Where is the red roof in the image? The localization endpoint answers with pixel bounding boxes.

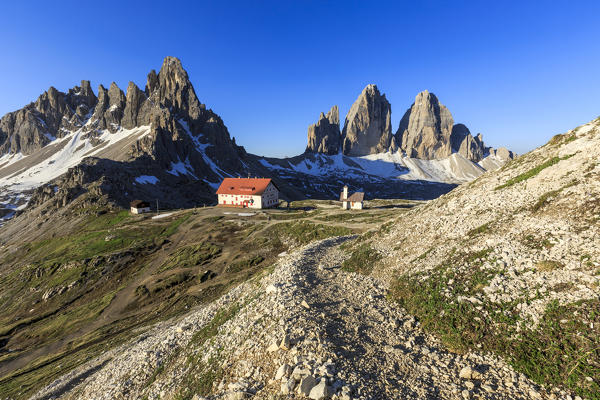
[216,178,275,196]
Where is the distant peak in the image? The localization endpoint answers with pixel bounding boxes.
[162,56,183,68]
[80,80,93,92]
[159,56,188,79]
[362,84,380,95]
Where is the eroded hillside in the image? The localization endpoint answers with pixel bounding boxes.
[370,118,600,398]
[0,200,406,399]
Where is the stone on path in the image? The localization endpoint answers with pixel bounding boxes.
[298,375,318,396]
[459,366,482,380]
[309,380,334,399]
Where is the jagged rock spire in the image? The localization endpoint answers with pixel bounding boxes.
[306,105,341,155]
[396,90,454,159]
[341,84,393,156]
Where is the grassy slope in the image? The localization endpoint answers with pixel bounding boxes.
[0,201,395,399]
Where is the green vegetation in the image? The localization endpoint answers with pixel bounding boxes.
[265,221,353,245]
[174,356,223,400]
[531,189,562,212]
[549,132,577,146]
[414,247,434,261]
[467,222,491,237]
[535,260,564,272]
[161,214,192,237]
[191,303,240,346]
[150,272,192,294]
[159,243,221,272]
[342,243,381,274]
[227,255,265,274]
[509,300,600,399]
[495,154,574,190]
[172,303,243,399]
[390,253,600,399]
[26,229,141,264]
[522,233,555,250]
[85,210,132,230]
[268,210,316,220]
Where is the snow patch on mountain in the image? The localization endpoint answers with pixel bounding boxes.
[177,119,231,189]
[167,157,198,179]
[0,125,151,191]
[260,150,493,184]
[135,175,159,185]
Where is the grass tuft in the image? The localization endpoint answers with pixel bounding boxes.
[342,243,381,274]
[495,155,574,190]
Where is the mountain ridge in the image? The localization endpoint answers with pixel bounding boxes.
[0,57,515,226]
[305,86,514,164]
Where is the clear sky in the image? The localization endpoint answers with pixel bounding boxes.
[1,1,599,157]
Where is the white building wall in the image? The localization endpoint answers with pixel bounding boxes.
[131,206,150,214]
[261,183,279,208]
[217,182,278,209]
[351,202,363,210]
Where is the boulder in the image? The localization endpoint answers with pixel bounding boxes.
[297,375,318,396]
[309,380,333,399]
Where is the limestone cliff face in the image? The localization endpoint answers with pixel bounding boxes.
[341,85,393,156]
[305,87,512,163]
[396,90,454,159]
[306,105,341,155]
[0,81,98,155]
[396,90,511,163]
[0,57,247,176]
[450,124,485,162]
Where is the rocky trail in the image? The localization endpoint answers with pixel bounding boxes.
[30,237,570,400]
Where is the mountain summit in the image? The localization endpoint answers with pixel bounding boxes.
[342,84,394,156]
[0,57,255,222]
[305,86,514,165]
[305,105,341,155]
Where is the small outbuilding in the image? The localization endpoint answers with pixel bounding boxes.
[130,200,151,214]
[216,177,279,209]
[339,185,364,210]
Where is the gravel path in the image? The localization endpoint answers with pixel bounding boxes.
[31,237,568,400]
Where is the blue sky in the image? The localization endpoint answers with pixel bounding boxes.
[1,1,599,157]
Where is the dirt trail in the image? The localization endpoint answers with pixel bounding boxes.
[32,237,558,400]
[274,238,551,399]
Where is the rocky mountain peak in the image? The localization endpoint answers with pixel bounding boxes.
[122,82,149,129]
[396,90,510,163]
[342,84,393,156]
[326,105,339,125]
[107,82,125,104]
[146,69,159,95]
[396,90,454,159]
[154,56,202,121]
[306,105,341,155]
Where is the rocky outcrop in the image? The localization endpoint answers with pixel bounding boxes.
[341,85,393,156]
[122,82,151,129]
[450,124,485,162]
[0,81,98,155]
[306,106,341,155]
[396,90,454,159]
[0,56,252,219]
[488,147,515,160]
[397,90,512,163]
